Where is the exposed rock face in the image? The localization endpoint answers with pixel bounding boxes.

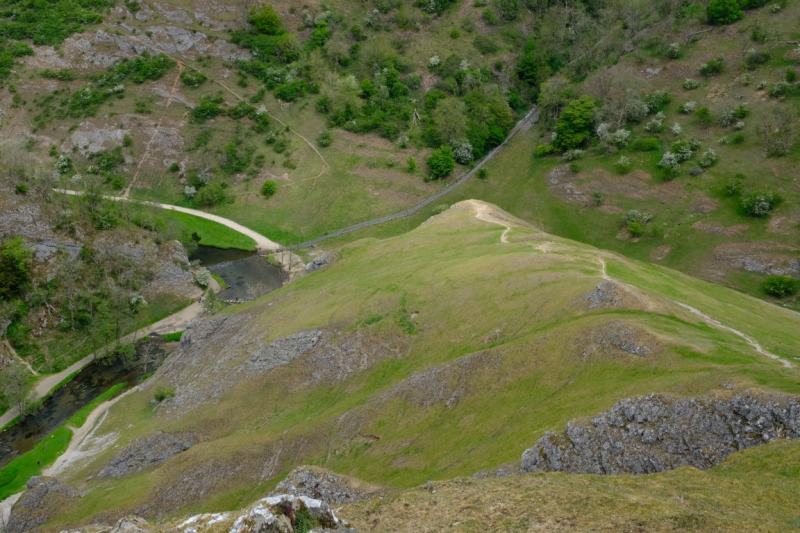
[275,466,381,504]
[305,253,334,272]
[521,394,800,475]
[584,280,622,309]
[27,26,249,71]
[160,324,404,414]
[713,242,800,276]
[580,321,657,358]
[63,515,153,532]
[98,431,198,478]
[6,476,78,533]
[174,494,352,532]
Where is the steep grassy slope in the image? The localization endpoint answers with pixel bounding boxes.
[40,200,800,529]
[341,439,800,531]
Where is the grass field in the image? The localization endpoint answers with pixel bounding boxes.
[0,427,72,500]
[153,209,257,251]
[66,383,126,429]
[41,200,800,528]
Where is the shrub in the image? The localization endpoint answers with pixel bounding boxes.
[699,58,725,77]
[194,181,231,207]
[427,146,456,179]
[624,210,653,237]
[249,5,285,35]
[617,133,648,151]
[553,96,597,151]
[659,151,681,174]
[698,148,719,168]
[695,106,714,126]
[452,141,474,164]
[180,70,207,88]
[533,143,555,157]
[644,91,671,113]
[762,275,798,298]
[741,191,780,217]
[706,0,743,25]
[680,101,697,114]
[406,157,416,173]
[744,48,770,69]
[614,155,632,175]
[683,78,700,90]
[477,167,488,179]
[316,130,332,147]
[261,180,278,198]
[192,95,225,122]
[154,387,175,402]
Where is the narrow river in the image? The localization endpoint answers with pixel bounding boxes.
[0,245,287,469]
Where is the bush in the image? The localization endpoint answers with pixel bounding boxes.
[695,106,714,126]
[194,181,231,207]
[533,143,555,157]
[261,180,278,198]
[630,137,661,152]
[191,95,225,122]
[180,70,207,88]
[0,237,32,300]
[316,130,332,147]
[406,157,416,173]
[614,155,632,175]
[154,387,175,402]
[699,57,725,77]
[427,146,456,179]
[553,96,597,151]
[706,0,743,25]
[762,275,798,298]
[741,191,780,217]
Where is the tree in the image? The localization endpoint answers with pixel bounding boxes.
[553,96,597,151]
[0,363,30,414]
[762,275,798,298]
[0,237,32,300]
[262,179,278,198]
[706,0,743,25]
[516,39,546,89]
[432,97,467,146]
[427,146,456,179]
[249,5,285,35]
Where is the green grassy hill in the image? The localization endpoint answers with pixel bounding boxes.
[42,200,800,529]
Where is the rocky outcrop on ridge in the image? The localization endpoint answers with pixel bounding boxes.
[275,466,382,505]
[522,393,800,475]
[98,431,198,478]
[6,477,79,533]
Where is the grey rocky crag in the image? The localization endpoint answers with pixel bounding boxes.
[275,466,382,504]
[98,431,198,478]
[5,477,79,533]
[522,393,800,475]
[57,494,352,533]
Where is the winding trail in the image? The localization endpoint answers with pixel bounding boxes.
[53,189,280,252]
[468,201,795,369]
[0,300,206,429]
[116,29,330,181]
[122,62,185,199]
